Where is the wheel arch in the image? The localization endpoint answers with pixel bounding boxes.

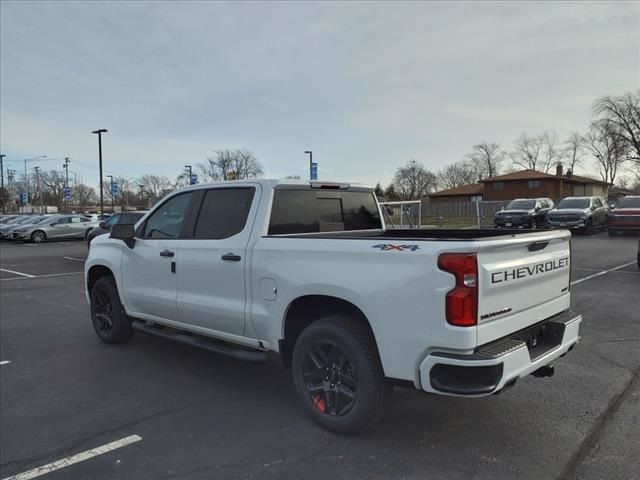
[279,295,380,369]
[87,264,116,294]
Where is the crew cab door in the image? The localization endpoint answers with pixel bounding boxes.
[175,185,259,336]
[121,191,196,322]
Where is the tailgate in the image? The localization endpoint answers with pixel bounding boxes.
[476,231,572,345]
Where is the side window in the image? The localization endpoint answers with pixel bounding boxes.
[71,217,83,223]
[593,198,602,208]
[142,192,194,239]
[122,214,141,224]
[540,200,549,209]
[193,188,255,239]
[55,217,70,224]
[80,217,90,223]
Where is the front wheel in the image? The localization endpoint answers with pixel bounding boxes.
[31,230,46,243]
[528,220,538,230]
[90,276,134,344]
[291,316,392,435]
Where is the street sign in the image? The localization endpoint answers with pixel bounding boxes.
[64,187,72,200]
[111,183,119,196]
[190,174,198,185]
[20,192,28,204]
[311,162,318,180]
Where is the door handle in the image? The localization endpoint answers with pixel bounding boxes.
[160,250,175,257]
[221,253,241,261]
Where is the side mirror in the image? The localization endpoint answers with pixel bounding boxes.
[99,221,106,229]
[590,205,596,210]
[535,206,541,212]
[110,223,136,249]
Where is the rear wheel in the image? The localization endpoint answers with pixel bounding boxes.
[31,230,46,243]
[291,315,392,435]
[90,276,134,344]
[528,219,538,230]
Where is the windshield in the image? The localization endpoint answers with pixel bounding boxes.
[506,200,535,210]
[618,197,640,208]
[557,198,590,209]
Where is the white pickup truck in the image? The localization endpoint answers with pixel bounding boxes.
[85,180,581,434]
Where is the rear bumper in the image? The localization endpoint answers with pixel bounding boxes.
[608,221,640,230]
[419,310,581,396]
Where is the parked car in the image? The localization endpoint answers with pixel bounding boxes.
[86,179,581,434]
[0,215,20,224]
[546,196,608,233]
[7,215,56,241]
[608,195,640,235]
[0,216,44,240]
[494,198,554,229]
[87,211,147,248]
[12,214,99,242]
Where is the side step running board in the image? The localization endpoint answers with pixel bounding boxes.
[131,320,268,364]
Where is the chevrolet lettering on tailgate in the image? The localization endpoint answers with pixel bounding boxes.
[491,257,570,284]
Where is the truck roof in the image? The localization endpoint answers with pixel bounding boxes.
[175,179,374,192]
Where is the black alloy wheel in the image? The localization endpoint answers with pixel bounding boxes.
[302,341,358,417]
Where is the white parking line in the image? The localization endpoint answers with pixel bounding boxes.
[1,434,142,480]
[63,257,85,262]
[0,268,35,278]
[0,360,11,366]
[571,261,637,286]
[0,272,83,282]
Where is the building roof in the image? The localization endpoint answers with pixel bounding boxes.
[426,183,484,197]
[479,169,609,185]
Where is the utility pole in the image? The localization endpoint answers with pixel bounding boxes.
[91,129,108,218]
[33,166,42,213]
[138,184,145,209]
[107,175,115,213]
[305,151,313,181]
[63,157,70,213]
[185,165,192,186]
[0,154,5,214]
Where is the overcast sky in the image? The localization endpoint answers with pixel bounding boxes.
[1,1,639,187]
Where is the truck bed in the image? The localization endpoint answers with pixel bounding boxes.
[270,228,548,241]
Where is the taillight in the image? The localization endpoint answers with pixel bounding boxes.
[438,253,478,327]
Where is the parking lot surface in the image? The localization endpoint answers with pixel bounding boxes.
[1,233,639,480]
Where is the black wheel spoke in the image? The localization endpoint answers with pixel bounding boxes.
[302,341,358,417]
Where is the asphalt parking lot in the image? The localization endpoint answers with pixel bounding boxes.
[1,233,639,480]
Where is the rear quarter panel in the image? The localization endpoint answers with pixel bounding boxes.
[249,236,481,382]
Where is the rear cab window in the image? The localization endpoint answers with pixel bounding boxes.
[268,188,382,235]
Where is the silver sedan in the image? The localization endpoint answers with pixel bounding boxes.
[10,215,100,243]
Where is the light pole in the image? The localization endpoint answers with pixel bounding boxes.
[185,165,192,186]
[107,175,115,212]
[33,166,42,213]
[62,157,70,213]
[91,129,108,217]
[23,155,47,212]
[0,154,5,214]
[304,151,313,181]
[138,184,145,209]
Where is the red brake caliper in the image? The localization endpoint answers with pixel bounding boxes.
[313,395,326,413]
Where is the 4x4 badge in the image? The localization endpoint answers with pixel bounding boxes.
[372,244,420,252]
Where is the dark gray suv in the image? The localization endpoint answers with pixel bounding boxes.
[547,197,608,234]
[494,198,554,229]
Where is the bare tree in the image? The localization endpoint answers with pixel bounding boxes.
[540,131,563,173]
[39,170,66,209]
[510,132,560,173]
[138,174,173,202]
[437,161,477,189]
[73,184,97,207]
[199,148,263,182]
[374,183,384,197]
[583,120,627,185]
[392,160,437,200]
[593,90,640,165]
[563,132,584,173]
[510,134,545,171]
[466,142,504,180]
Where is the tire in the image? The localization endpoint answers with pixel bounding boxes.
[529,220,537,230]
[584,219,593,235]
[291,315,392,435]
[84,228,93,240]
[90,276,134,344]
[31,230,46,243]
